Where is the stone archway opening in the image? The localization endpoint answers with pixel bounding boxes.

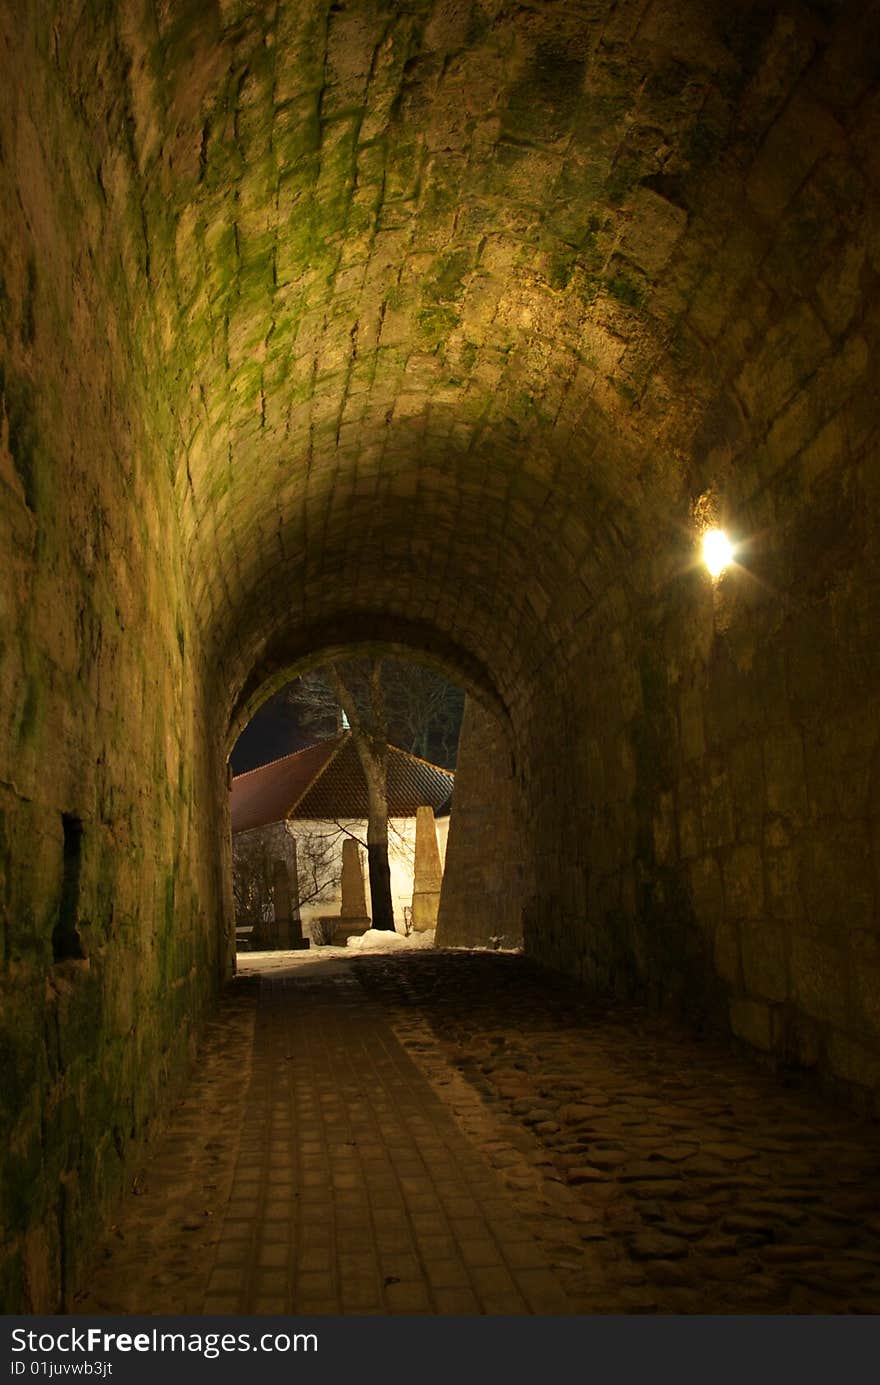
[224,642,520,960]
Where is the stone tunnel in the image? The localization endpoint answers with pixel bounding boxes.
[1,0,879,1314]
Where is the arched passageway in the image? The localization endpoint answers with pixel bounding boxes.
[1,0,878,1311]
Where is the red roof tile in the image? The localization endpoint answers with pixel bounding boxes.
[230,733,454,833]
[229,737,341,833]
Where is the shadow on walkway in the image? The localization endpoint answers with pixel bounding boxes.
[75,948,880,1314]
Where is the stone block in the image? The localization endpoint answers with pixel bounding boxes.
[746,94,843,223]
[652,791,676,865]
[799,834,873,938]
[773,334,867,485]
[764,845,800,920]
[763,729,807,820]
[740,917,789,1003]
[848,963,880,1041]
[332,917,371,946]
[817,210,869,322]
[618,186,688,274]
[729,997,775,1052]
[728,736,765,841]
[803,709,875,821]
[721,843,764,919]
[713,914,742,987]
[688,856,723,925]
[23,1222,60,1315]
[677,779,703,861]
[735,302,831,426]
[789,933,848,1027]
[700,767,734,850]
[800,414,852,497]
[783,1010,823,1068]
[826,1031,880,1092]
[687,221,763,341]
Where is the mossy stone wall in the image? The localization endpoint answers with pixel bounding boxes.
[0,4,230,1311]
[1,0,879,1312]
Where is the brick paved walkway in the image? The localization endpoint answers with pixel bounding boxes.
[75,949,880,1315]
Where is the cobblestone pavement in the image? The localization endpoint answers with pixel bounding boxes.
[75,949,880,1314]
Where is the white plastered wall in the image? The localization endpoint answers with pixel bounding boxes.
[292,815,449,935]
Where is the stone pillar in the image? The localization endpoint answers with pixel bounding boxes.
[436,698,523,949]
[271,858,292,949]
[285,839,310,949]
[411,805,442,932]
[340,838,368,919]
[250,857,291,951]
[335,837,371,943]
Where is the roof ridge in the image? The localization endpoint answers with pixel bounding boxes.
[230,733,346,784]
[387,742,454,776]
[285,730,351,816]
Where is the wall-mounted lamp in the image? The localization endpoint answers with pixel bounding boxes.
[702,528,735,577]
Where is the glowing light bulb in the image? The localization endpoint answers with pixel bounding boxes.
[702,528,734,577]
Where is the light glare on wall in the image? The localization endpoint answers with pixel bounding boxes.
[702,528,734,577]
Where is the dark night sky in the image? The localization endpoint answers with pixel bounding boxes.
[231,668,465,777]
[230,688,312,775]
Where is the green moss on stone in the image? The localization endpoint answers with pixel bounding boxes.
[4,373,41,511]
[605,155,641,207]
[21,257,37,346]
[609,375,639,404]
[426,249,471,303]
[503,45,586,144]
[547,248,578,291]
[683,119,725,172]
[0,1140,43,1235]
[605,272,646,309]
[416,304,459,345]
[16,676,43,747]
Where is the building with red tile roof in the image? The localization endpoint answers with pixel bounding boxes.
[230,734,454,945]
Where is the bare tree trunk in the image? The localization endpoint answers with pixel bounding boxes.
[362,749,394,931]
[328,660,396,930]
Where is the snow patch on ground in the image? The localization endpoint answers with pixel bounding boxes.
[346,928,436,951]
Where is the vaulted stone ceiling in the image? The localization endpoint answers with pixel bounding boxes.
[47,0,874,731]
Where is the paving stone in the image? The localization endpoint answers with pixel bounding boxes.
[646,1259,691,1286]
[583,1150,630,1170]
[513,1268,574,1314]
[566,1166,608,1185]
[699,1256,759,1281]
[433,1287,481,1314]
[619,1161,683,1181]
[75,952,575,1315]
[72,950,880,1317]
[385,1281,432,1313]
[627,1233,689,1262]
[670,1202,720,1224]
[721,1213,775,1235]
[700,1142,757,1162]
[654,1144,700,1162]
